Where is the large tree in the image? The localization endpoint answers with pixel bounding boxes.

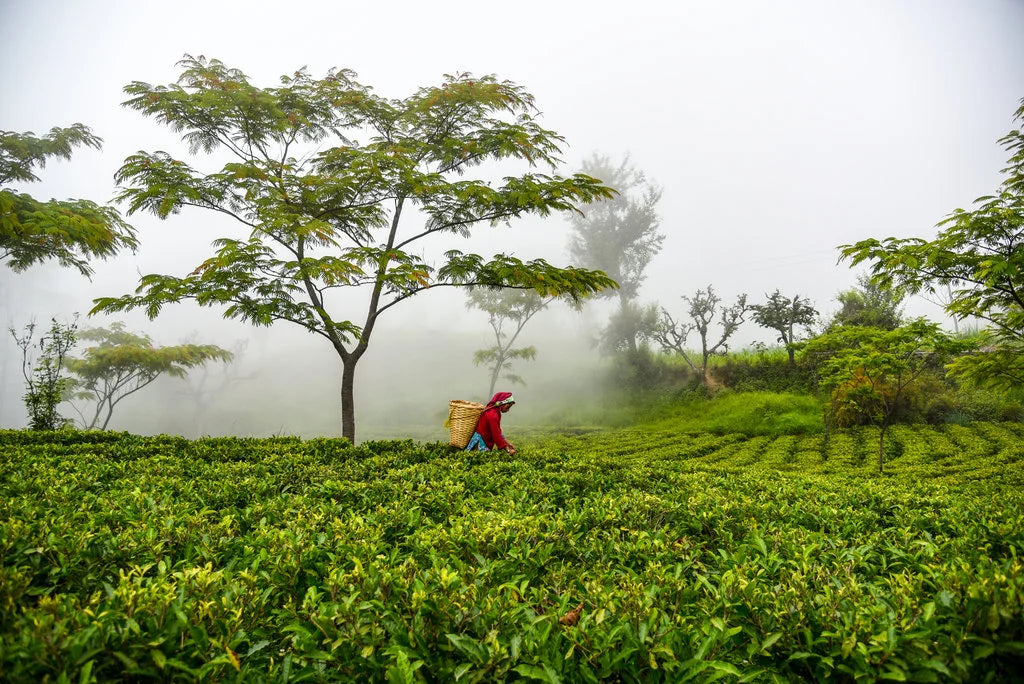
[567,153,663,352]
[1,124,137,276]
[750,290,818,364]
[66,323,232,431]
[92,56,617,442]
[841,96,1024,388]
[597,300,661,357]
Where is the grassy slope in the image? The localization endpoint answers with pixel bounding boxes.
[530,390,824,439]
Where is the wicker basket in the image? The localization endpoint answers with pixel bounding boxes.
[446,399,485,448]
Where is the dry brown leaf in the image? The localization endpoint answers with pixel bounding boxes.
[559,601,584,626]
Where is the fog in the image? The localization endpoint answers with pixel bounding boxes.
[2,0,1023,437]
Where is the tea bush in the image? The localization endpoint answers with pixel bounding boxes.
[709,351,814,393]
[2,425,1023,681]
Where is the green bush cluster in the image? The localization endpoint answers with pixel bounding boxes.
[2,425,1023,681]
[708,354,814,393]
[937,388,1024,424]
[701,346,1024,428]
[603,346,815,395]
[891,373,1024,425]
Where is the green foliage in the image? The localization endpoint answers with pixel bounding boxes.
[946,345,1024,393]
[0,123,101,184]
[710,346,815,393]
[828,273,905,331]
[10,318,78,430]
[884,370,1024,426]
[3,425,1024,681]
[543,382,822,436]
[750,290,819,363]
[65,322,233,430]
[636,390,824,436]
[946,386,1024,423]
[801,320,970,472]
[0,124,137,276]
[601,347,694,394]
[597,300,661,357]
[841,96,1024,389]
[91,55,618,442]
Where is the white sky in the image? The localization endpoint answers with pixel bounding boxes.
[2,0,1023,430]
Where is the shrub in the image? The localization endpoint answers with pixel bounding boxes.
[3,428,1024,681]
[998,401,1024,422]
[924,393,958,425]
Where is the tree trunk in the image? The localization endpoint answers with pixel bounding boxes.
[86,397,103,430]
[488,362,500,398]
[878,426,887,474]
[341,357,357,443]
[101,397,116,431]
[620,295,637,353]
[821,404,831,455]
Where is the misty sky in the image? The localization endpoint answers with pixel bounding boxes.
[2,0,1024,433]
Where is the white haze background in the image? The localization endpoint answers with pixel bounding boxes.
[2,0,1023,438]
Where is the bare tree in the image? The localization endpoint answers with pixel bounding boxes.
[655,286,748,386]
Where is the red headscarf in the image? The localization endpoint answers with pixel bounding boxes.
[485,392,515,409]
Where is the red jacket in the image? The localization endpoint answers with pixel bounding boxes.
[476,391,514,450]
[476,407,509,450]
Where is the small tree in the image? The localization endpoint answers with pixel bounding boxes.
[654,285,748,387]
[750,290,818,364]
[66,323,232,430]
[10,317,78,429]
[567,153,663,352]
[801,320,966,473]
[1,124,137,276]
[828,273,905,331]
[467,288,549,397]
[91,56,617,443]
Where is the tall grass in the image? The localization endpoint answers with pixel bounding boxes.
[638,390,823,435]
[705,345,791,367]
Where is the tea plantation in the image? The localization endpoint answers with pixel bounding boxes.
[2,424,1023,682]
